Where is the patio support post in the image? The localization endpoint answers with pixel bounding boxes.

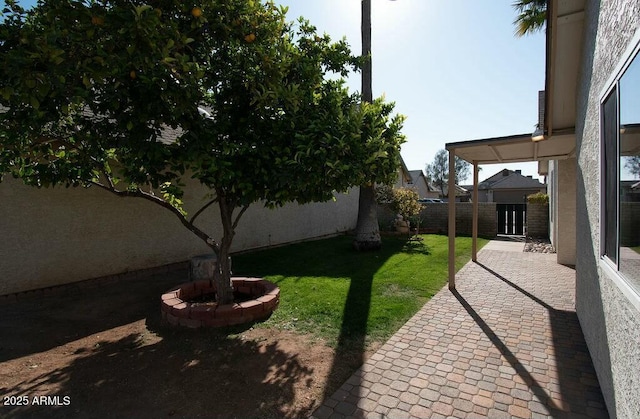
[448,148,456,290]
[472,161,479,261]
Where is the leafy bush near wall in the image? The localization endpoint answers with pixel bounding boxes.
[377,185,421,217]
[376,185,422,229]
[527,192,549,204]
[391,188,422,222]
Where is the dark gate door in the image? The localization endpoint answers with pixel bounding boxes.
[496,204,527,235]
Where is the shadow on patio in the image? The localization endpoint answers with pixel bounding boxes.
[314,245,608,418]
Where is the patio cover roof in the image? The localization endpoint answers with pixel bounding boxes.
[446,0,585,167]
[444,0,585,289]
[445,130,576,165]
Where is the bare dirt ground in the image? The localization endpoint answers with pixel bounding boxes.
[0,270,377,418]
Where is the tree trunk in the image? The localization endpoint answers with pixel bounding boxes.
[353,184,381,250]
[353,0,381,251]
[214,197,236,305]
[361,0,372,104]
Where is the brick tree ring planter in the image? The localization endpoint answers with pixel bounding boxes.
[160,277,280,329]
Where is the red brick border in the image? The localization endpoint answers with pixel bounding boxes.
[160,277,280,329]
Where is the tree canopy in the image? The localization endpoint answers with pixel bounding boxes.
[425,149,470,196]
[0,0,405,303]
[624,156,640,179]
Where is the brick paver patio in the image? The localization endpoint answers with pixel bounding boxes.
[313,241,608,419]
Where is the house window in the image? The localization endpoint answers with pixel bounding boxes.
[602,47,640,295]
[602,87,618,265]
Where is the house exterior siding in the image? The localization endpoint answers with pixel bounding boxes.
[549,161,558,254]
[413,180,439,200]
[575,1,640,417]
[557,158,577,266]
[0,176,359,296]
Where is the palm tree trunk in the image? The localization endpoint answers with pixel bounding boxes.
[353,0,382,251]
[361,0,372,104]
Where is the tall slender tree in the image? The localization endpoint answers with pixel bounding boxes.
[353,0,383,251]
[426,150,470,198]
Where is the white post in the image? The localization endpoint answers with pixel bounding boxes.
[472,161,479,262]
[448,149,456,290]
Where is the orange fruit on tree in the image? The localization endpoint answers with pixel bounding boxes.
[244,33,256,43]
[191,7,202,18]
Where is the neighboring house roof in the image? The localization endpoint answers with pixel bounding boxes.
[1,104,190,146]
[476,169,545,190]
[439,184,468,197]
[407,170,436,192]
[407,170,422,183]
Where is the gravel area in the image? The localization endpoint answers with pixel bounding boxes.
[524,237,556,253]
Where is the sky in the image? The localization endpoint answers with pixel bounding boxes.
[275,0,547,184]
[8,0,547,184]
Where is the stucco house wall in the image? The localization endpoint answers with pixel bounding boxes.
[556,158,577,266]
[0,176,358,296]
[394,166,412,189]
[575,1,640,417]
[548,161,558,254]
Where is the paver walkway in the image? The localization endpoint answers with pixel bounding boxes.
[313,241,608,419]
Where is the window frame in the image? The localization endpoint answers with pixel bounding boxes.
[599,30,640,311]
[600,84,619,268]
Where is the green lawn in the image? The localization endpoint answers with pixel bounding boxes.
[233,234,487,347]
[233,235,487,346]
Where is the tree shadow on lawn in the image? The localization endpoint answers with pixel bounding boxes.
[0,235,431,417]
[1,329,316,419]
[234,235,431,282]
[234,235,432,403]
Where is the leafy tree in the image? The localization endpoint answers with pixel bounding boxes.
[624,156,640,179]
[0,0,405,304]
[425,149,470,198]
[375,184,394,205]
[512,0,547,37]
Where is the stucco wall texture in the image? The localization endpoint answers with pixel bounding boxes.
[557,158,577,266]
[575,1,640,418]
[0,176,358,296]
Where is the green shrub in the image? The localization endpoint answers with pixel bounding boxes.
[391,188,422,221]
[527,192,549,204]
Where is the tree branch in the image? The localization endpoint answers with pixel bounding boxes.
[90,180,220,252]
[232,204,250,230]
[100,170,115,190]
[190,198,218,224]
